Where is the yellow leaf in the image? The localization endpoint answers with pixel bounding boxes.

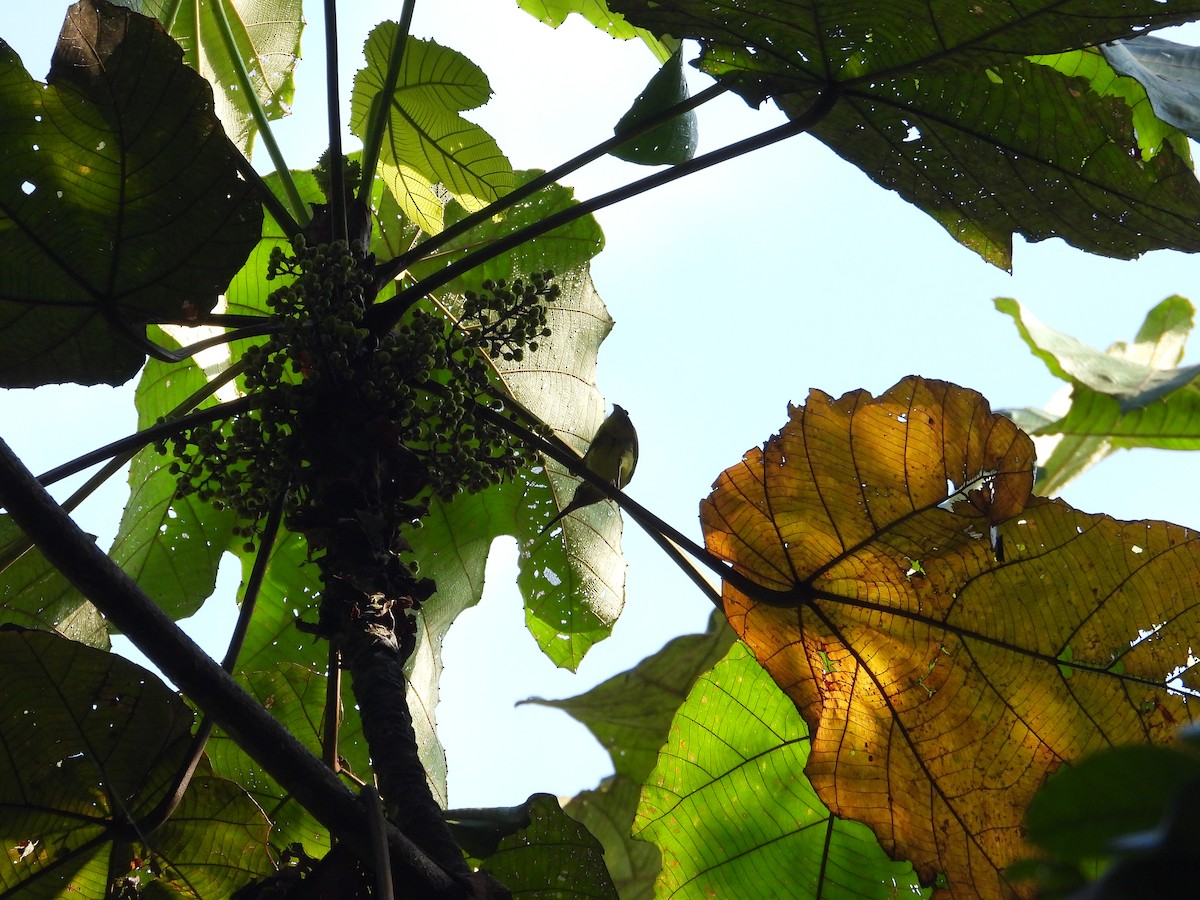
[702,376,1199,898]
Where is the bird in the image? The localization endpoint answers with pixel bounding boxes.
[540,405,638,535]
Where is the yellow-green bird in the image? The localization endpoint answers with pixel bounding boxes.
[540,404,638,535]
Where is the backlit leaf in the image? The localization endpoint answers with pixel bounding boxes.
[408,268,623,671]
[0,517,109,647]
[0,630,270,898]
[531,611,736,897]
[515,0,676,62]
[130,0,303,155]
[609,0,1200,268]
[350,27,514,227]
[0,0,261,386]
[997,296,1200,494]
[701,376,1200,898]
[634,641,928,899]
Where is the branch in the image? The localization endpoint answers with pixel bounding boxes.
[0,365,254,576]
[0,437,465,899]
[131,493,287,835]
[36,394,259,489]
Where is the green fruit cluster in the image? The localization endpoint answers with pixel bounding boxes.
[461,272,558,363]
[162,235,556,546]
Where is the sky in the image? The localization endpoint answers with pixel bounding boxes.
[3,3,1200,810]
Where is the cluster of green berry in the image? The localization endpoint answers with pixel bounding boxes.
[461,272,557,363]
[162,236,556,547]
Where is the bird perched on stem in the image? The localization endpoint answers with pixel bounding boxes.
[540,405,638,535]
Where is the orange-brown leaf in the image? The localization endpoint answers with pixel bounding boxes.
[701,376,1199,899]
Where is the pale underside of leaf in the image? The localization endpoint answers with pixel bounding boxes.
[997,298,1200,470]
[136,0,303,154]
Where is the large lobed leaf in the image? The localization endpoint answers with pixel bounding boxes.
[0,630,271,898]
[701,376,1200,898]
[350,25,514,233]
[0,0,261,386]
[108,328,239,619]
[407,268,622,674]
[609,0,1200,268]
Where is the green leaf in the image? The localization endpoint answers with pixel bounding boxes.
[1025,744,1200,862]
[0,0,262,386]
[996,295,1200,402]
[223,168,323,345]
[144,774,275,898]
[109,329,238,620]
[634,642,928,899]
[0,517,109,647]
[531,610,734,784]
[1001,413,1115,497]
[564,778,657,900]
[532,611,735,898]
[405,268,621,671]
[609,0,1200,268]
[1102,35,1200,145]
[996,296,1200,494]
[350,27,514,229]
[0,630,271,899]
[126,0,304,155]
[515,0,677,62]
[476,793,618,899]
[612,48,698,165]
[1031,46,1192,162]
[510,273,624,669]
